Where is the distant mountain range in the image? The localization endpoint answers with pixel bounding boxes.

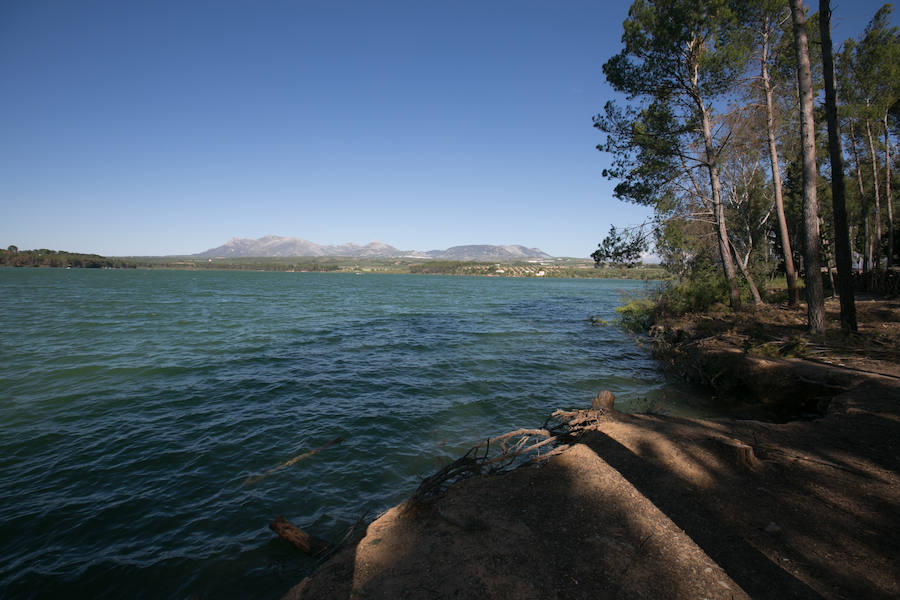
[195,236,553,261]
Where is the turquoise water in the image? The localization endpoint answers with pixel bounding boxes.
[0,269,706,599]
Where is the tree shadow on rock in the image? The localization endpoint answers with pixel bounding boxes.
[579,383,900,600]
[291,441,750,599]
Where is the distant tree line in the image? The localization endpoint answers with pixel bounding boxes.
[133,258,343,272]
[409,261,497,274]
[595,0,900,333]
[0,246,134,268]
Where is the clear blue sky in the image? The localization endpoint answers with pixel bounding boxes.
[1,1,894,257]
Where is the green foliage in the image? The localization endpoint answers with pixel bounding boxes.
[609,0,749,98]
[752,341,782,357]
[615,298,658,332]
[591,225,648,267]
[780,336,809,357]
[750,336,809,358]
[611,267,730,334]
[655,216,720,278]
[597,0,897,324]
[629,255,732,319]
[408,261,494,274]
[0,248,134,268]
[657,273,731,315]
[597,0,752,193]
[845,5,900,119]
[595,100,683,209]
[595,0,757,302]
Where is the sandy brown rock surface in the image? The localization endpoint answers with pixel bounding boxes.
[287,442,749,600]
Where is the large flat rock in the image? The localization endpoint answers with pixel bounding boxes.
[287,443,748,599]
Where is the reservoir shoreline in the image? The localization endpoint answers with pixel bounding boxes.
[285,298,900,599]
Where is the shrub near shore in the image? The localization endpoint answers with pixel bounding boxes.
[614,269,736,333]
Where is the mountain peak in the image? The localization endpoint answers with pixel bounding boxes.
[195,237,553,260]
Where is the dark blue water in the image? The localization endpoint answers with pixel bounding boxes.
[0,269,707,599]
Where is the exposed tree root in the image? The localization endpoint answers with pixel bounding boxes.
[403,404,614,514]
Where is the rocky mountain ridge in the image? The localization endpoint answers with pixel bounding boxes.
[195,236,553,261]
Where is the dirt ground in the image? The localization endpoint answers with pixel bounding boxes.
[281,298,900,599]
[653,297,900,379]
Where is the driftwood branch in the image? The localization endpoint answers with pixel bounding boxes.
[405,393,618,513]
[544,406,612,436]
[403,429,561,513]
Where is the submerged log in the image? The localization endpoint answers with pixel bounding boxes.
[243,436,343,487]
[269,516,330,556]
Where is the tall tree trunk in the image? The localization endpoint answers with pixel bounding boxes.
[850,120,872,271]
[885,112,895,268]
[761,22,801,305]
[865,113,882,269]
[819,0,857,331]
[789,0,825,333]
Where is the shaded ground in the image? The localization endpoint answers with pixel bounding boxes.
[652,297,900,385]
[282,298,900,599]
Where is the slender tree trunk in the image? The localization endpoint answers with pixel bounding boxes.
[819,0,857,331]
[789,0,825,334]
[730,241,764,305]
[850,121,872,271]
[885,112,895,268]
[761,23,801,305]
[702,110,742,309]
[865,114,882,269]
[690,53,741,309]
[865,214,873,272]
[827,260,836,297]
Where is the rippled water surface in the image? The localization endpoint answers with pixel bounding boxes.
[0,269,708,599]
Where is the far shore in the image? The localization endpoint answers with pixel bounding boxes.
[1,252,670,280]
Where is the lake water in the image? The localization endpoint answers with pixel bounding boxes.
[0,269,710,599]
